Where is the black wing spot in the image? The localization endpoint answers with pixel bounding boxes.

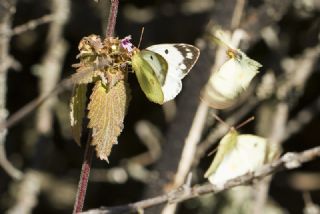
[165,49,169,54]
[150,55,153,60]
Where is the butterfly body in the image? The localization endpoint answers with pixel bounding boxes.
[132,44,200,104]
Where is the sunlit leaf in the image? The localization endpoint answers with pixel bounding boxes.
[70,84,87,145]
[87,80,131,161]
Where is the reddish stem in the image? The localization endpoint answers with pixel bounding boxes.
[72,0,120,212]
[73,138,94,213]
[106,0,119,37]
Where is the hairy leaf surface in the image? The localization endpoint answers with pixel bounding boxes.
[70,66,101,84]
[88,80,130,161]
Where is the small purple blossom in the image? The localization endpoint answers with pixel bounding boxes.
[121,35,134,53]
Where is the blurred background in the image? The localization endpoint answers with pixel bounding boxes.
[0,0,320,213]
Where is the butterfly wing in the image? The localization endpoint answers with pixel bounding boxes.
[139,50,168,85]
[236,135,267,170]
[204,129,238,178]
[203,50,261,109]
[208,134,267,187]
[237,50,262,88]
[203,58,243,109]
[131,50,165,104]
[146,44,200,103]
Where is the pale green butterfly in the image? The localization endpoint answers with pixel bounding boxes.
[131,44,200,104]
[203,30,262,109]
[204,116,269,187]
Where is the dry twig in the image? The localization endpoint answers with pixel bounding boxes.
[36,0,70,135]
[0,0,23,180]
[9,14,54,36]
[0,78,71,132]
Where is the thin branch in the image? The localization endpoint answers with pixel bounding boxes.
[0,0,23,180]
[90,121,163,184]
[231,0,246,29]
[253,102,288,214]
[0,142,23,179]
[302,192,320,213]
[6,170,43,213]
[132,120,163,165]
[9,14,54,36]
[36,0,69,135]
[0,78,71,132]
[172,100,208,187]
[284,95,320,140]
[82,146,320,214]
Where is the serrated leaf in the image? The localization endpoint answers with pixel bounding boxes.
[70,66,100,84]
[88,80,131,161]
[70,84,87,145]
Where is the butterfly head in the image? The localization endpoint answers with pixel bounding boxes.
[226,48,243,62]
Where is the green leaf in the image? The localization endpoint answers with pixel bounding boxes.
[70,84,87,145]
[88,80,131,161]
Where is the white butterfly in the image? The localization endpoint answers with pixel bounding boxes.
[131,44,200,104]
[204,129,268,188]
[203,32,262,109]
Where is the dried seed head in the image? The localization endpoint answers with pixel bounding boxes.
[71,35,135,86]
[78,35,103,58]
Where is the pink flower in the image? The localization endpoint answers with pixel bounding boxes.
[121,35,134,52]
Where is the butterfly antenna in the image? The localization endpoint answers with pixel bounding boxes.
[200,97,230,129]
[207,147,218,157]
[211,113,230,129]
[137,27,145,49]
[235,116,255,130]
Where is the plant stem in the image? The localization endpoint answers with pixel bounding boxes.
[105,0,119,37]
[72,0,120,213]
[73,135,94,213]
